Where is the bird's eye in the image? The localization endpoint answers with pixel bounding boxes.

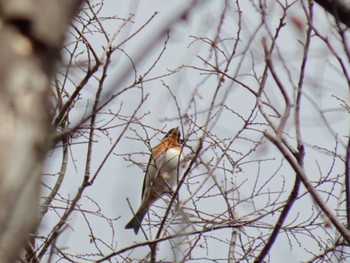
[177,131,184,144]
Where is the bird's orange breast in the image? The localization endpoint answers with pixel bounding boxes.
[152,136,180,160]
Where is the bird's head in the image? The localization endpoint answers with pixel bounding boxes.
[163,126,183,145]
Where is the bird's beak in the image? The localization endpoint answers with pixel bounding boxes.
[172,127,179,138]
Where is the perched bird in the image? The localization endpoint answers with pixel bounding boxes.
[125,127,184,234]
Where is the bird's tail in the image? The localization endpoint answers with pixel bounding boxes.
[125,210,147,234]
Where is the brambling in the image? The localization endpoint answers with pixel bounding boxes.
[125,127,184,234]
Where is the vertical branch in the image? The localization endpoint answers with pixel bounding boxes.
[37,48,112,261]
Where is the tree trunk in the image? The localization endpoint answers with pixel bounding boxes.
[0,1,82,261]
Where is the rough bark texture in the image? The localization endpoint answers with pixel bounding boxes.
[315,0,350,26]
[0,0,82,262]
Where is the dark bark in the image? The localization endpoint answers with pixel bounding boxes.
[315,0,350,27]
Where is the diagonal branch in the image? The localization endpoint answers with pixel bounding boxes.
[264,132,350,244]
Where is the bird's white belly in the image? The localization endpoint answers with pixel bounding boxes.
[152,148,184,194]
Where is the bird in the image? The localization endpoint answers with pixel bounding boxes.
[125,126,185,234]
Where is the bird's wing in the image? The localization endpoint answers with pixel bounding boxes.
[141,154,158,199]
